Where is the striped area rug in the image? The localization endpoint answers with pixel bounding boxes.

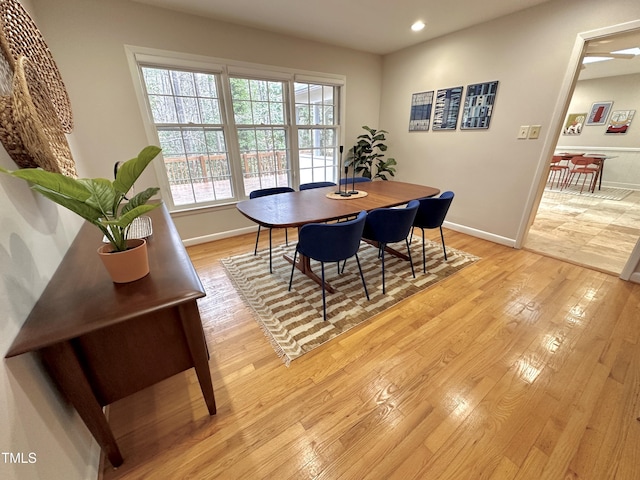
[545,185,633,200]
[221,237,479,365]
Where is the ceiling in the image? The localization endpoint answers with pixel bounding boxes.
[130,0,640,79]
[580,30,640,80]
[131,0,554,55]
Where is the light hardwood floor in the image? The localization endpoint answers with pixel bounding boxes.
[526,188,640,275]
[101,228,640,479]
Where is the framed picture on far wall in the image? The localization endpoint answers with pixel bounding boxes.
[586,101,613,125]
[606,109,635,134]
[563,112,586,135]
[432,86,463,131]
[408,91,434,131]
[460,80,499,129]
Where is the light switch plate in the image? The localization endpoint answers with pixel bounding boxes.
[518,125,530,139]
[529,125,541,139]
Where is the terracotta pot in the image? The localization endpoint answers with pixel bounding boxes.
[97,238,149,283]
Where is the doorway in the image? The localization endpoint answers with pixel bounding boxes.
[524,26,640,276]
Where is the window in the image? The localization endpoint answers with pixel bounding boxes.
[141,67,232,206]
[295,83,339,185]
[132,51,343,210]
[230,77,290,194]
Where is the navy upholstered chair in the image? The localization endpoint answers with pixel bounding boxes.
[411,191,454,273]
[299,181,337,190]
[339,176,371,185]
[249,186,295,273]
[288,211,369,321]
[361,199,419,294]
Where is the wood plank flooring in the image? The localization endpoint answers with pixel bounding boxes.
[101,228,640,479]
[526,188,640,275]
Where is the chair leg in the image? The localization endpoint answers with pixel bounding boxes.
[354,254,369,301]
[288,249,298,290]
[380,243,386,294]
[440,226,447,261]
[285,228,289,246]
[320,261,327,321]
[254,225,261,255]
[405,237,415,279]
[420,227,426,273]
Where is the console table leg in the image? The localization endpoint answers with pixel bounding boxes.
[40,341,124,468]
[179,302,217,415]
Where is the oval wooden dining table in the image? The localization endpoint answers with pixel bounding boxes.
[236,181,440,292]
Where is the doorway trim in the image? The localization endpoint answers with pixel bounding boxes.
[516,19,640,281]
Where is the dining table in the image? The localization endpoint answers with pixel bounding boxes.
[236,180,440,292]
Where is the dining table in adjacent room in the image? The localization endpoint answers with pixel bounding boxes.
[236,180,440,292]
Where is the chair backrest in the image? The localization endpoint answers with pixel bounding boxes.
[249,186,294,199]
[363,199,420,244]
[413,191,454,229]
[297,211,367,263]
[339,176,371,185]
[570,157,599,168]
[299,181,336,191]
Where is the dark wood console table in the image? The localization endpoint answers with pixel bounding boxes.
[5,204,216,468]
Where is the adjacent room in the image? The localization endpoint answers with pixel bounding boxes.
[2,0,640,479]
[526,29,640,274]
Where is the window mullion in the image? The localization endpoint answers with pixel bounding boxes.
[219,70,245,199]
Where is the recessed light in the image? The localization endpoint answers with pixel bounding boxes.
[411,21,425,32]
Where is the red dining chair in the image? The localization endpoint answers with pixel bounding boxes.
[548,156,569,189]
[563,157,601,193]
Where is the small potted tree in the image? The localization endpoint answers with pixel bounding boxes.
[345,125,397,180]
[1,145,162,282]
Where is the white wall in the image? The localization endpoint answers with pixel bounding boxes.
[0,3,101,479]
[557,73,640,190]
[1,0,382,478]
[379,0,640,245]
[31,0,383,244]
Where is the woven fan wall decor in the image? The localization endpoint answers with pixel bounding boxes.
[12,55,76,177]
[0,40,35,167]
[0,0,73,133]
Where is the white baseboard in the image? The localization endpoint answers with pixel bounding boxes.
[183,222,515,249]
[182,225,257,247]
[443,221,516,248]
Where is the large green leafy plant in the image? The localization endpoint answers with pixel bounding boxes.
[345,125,397,180]
[1,145,162,252]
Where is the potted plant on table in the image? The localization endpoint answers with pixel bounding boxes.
[345,125,398,180]
[0,145,162,283]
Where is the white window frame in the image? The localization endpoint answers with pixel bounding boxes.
[125,45,346,213]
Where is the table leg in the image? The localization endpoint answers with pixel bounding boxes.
[178,302,217,416]
[40,342,124,468]
[362,239,410,261]
[284,252,337,294]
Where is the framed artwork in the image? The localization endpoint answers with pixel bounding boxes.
[562,113,586,135]
[606,110,635,134]
[408,91,434,131]
[432,86,463,131]
[460,80,499,129]
[586,101,613,125]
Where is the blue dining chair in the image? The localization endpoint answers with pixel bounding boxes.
[289,211,369,321]
[249,186,295,273]
[339,176,371,185]
[299,181,336,190]
[361,199,419,294]
[410,191,454,273]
